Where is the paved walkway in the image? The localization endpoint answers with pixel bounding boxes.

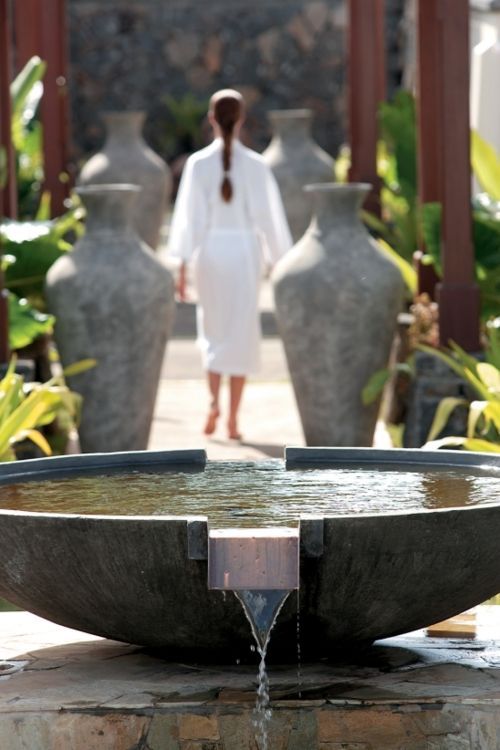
[148,258,390,460]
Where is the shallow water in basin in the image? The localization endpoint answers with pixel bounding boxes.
[1,460,500,527]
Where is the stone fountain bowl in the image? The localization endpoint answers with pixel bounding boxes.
[1,447,500,661]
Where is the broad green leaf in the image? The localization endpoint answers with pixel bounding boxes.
[8,294,54,350]
[427,397,468,442]
[362,368,390,405]
[376,238,417,293]
[13,428,52,455]
[477,362,500,393]
[483,401,500,431]
[471,129,500,202]
[468,400,488,438]
[0,389,62,455]
[463,438,500,453]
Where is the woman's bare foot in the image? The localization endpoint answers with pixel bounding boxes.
[204,406,220,435]
[227,419,242,441]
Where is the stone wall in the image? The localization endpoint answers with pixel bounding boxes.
[68,0,406,167]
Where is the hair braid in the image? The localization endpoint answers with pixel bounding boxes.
[210,90,244,203]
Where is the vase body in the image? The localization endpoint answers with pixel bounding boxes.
[78,112,172,250]
[262,109,335,242]
[45,185,176,453]
[272,183,404,447]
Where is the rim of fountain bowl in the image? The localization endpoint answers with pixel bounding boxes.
[303,182,372,193]
[1,447,500,522]
[75,184,142,196]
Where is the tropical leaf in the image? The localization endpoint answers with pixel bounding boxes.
[467,400,488,438]
[362,368,391,406]
[13,428,52,455]
[8,293,54,350]
[376,238,417,293]
[477,362,500,393]
[427,397,468,442]
[462,438,500,453]
[471,129,500,202]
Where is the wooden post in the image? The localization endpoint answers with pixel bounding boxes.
[347,0,386,216]
[14,0,71,217]
[415,0,441,299]
[435,0,480,351]
[0,0,17,219]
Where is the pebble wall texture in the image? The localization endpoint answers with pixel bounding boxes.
[68,0,406,168]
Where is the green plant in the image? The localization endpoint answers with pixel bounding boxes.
[421,327,500,452]
[10,56,47,219]
[0,356,83,461]
[0,203,83,309]
[160,93,208,157]
[361,91,419,265]
[421,201,500,319]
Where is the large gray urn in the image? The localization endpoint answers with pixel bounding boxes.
[78,111,172,249]
[262,109,335,242]
[272,183,404,446]
[45,185,175,453]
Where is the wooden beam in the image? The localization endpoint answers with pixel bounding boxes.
[348,0,386,216]
[14,0,71,217]
[0,0,17,219]
[435,0,480,351]
[415,0,441,299]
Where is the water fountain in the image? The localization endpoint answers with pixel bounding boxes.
[1,446,500,661]
[3,446,500,748]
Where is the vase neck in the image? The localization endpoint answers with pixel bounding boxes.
[77,185,140,234]
[269,109,312,145]
[103,112,145,146]
[307,183,372,233]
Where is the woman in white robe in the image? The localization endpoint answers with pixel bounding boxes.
[168,89,292,439]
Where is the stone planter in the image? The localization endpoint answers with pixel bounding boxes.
[45,185,175,453]
[78,111,172,249]
[262,109,335,242]
[272,183,404,446]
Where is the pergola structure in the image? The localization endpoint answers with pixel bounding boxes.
[0,0,481,354]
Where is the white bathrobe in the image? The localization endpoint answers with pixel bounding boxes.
[168,138,292,375]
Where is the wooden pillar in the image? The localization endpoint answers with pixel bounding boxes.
[435,0,480,351]
[14,0,71,217]
[347,0,386,216]
[0,0,17,219]
[415,0,441,298]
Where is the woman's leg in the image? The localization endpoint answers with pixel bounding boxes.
[228,376,245,439]
[204,371,222,435]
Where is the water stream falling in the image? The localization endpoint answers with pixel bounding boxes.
[234,589,291,750]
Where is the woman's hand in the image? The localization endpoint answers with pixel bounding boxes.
[176,262,187,302]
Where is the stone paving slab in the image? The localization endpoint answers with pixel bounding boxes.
[2,610,500,748]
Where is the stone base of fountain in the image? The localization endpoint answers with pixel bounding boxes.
[2,609,500,749]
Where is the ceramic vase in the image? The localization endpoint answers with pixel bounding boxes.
[78,112,172,250]
[262,109,335,242]
[46,185,176,453]
[272,183,404,447]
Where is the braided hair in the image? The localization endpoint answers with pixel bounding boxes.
[210,89,244,203]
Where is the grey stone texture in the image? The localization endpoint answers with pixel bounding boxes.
[67,0,406,167]
[77,112,173,250]
[272,183,404,447]
[2,448,500,657]
[45,185,176,453]
[263,109,335,241]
